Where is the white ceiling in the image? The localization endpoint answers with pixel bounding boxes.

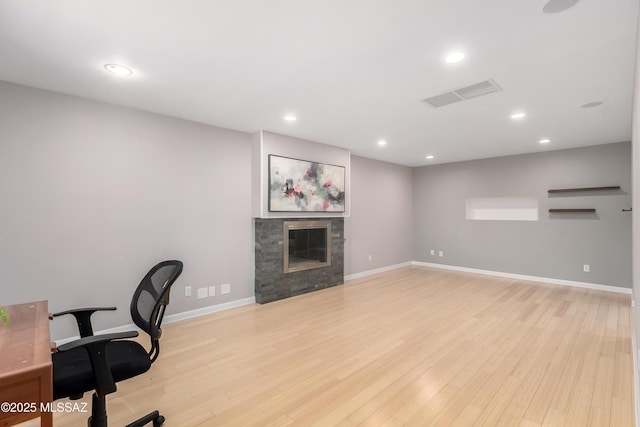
[0,0,637,166]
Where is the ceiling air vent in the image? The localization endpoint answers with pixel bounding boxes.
[422,79,502,108]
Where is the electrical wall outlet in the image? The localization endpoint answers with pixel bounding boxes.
[221,283,231,295]
[430,249,435,256]
[439,251,444,257]
[368,254,372,262]
[208,286,216,297]
[583,264,590,273]
[185,286,192,297]
[197,288,208,299]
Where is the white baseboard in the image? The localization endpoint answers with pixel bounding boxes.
[56,261,630,345]
[163,297,256,324]
[55,297,256,346]
[632,290,639,427]
[411,261,632,294]
[344,262,412,281]
[633,331,640,427]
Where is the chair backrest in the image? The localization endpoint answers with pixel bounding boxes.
[130,260,183,359]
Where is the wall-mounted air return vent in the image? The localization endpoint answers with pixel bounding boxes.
[422,79,502,108]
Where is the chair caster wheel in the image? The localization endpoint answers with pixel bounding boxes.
[153,415,165,426]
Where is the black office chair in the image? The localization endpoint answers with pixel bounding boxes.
[51,260,183,427]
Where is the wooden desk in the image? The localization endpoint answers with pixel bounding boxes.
[0,301,53,427]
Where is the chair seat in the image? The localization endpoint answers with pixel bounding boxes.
[53,340,151,400]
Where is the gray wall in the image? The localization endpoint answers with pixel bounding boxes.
[345,155,413,276]
[413,142,632,287]
[0,82,254,340]
[0,80,632,342]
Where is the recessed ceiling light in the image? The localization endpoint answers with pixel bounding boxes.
[284,115,297,122]
[104,63,133,76]
[444,52,465,64]
[510,112,526,119]
[582,101,603,108]
[539,138,551,144]
[377,140,387,147]
[426,155,435,160]
[543,0,579,14]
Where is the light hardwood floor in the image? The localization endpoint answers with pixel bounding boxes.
[45,266,634,426]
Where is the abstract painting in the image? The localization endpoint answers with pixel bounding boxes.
[268,155,346,212]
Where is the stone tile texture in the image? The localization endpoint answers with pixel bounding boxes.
[254,218,344,303]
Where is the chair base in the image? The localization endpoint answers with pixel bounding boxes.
[125,410,165,427]
[86,392,164,427]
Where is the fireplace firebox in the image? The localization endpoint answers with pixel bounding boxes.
[283,220,331,273]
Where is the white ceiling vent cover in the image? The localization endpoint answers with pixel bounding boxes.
[423,79,502,108]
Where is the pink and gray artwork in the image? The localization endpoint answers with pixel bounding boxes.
[269,155,345,212]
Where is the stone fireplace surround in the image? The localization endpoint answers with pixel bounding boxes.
[254,217,344,304]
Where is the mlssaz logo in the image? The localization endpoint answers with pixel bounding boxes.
[41,402,88,413]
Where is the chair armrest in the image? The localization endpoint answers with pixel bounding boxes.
[57,331,138,352]
[52,307,117,338]
[57,331,138,397]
